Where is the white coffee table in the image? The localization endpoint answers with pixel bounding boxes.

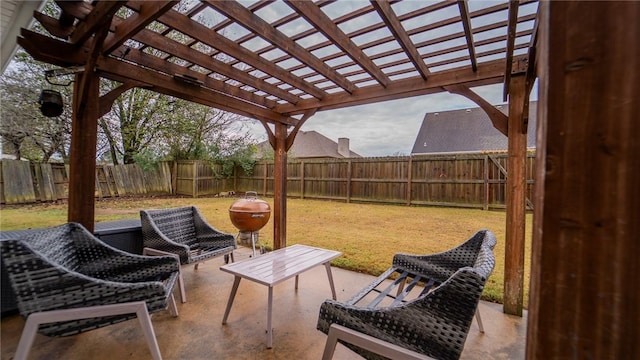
[220,244,342,348]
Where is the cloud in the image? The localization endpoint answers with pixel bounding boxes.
[245,82,538,157]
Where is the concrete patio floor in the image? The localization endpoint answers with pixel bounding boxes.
[1,246,527,360]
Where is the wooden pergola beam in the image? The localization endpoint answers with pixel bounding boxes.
[96,55,298,126]
[503,0,520,101]
[444,84,508,136]
[124,49,277,109]
[69,1,122,45]
[154,8,326,100]
[129,28,301,104]
[286,0,390,87]
[102,0,178,54]
[17,28,85,67]
[457,0,478,72]
[277,58,507,115]
[205,0,357,94]
[371,0,431,80]
[119,45,278,109]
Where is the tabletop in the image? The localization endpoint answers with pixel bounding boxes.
[220,244,341,287]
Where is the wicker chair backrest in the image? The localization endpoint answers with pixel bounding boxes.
[392,229,496,283]
[145,207,199,247]
[11,223,81,271]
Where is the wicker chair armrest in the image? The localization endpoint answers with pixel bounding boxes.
[140,210,191,263]
[192,207,232,238]
[79,253,180,283]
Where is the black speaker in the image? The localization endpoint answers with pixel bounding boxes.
[38,89,64,117]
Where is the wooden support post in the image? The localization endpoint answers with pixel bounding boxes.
[527,2,639,358]
[67,71,100,232]
[261,110,315,249]
[504,74,528,316]
[272,123,288,249]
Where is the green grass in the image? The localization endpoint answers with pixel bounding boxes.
[0,196,532,306]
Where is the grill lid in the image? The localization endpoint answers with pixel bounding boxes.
[229,191,271,232]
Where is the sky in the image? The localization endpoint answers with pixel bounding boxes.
[242,82,538,157]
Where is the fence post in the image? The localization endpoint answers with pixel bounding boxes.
[233,163,237,192]
[261,161,267,196]
[300,161,305,199]
[483,155,489,210]
[172,161,177,195]
[406,156,413,206]
[192,161,197,198]
[346,160,352,203]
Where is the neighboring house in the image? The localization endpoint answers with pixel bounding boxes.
[411,102,537,155]
[256,130,361,159]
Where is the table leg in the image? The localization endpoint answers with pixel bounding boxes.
[222,276,241,324]
[267,286,273,349]
[324,262,337,300]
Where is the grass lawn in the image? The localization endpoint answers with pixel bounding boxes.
[0,196,532,306]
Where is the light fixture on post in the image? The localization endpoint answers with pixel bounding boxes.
[38,89,64,117]
[38,66,84,117]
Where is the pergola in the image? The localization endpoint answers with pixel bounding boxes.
[2,1,637,358]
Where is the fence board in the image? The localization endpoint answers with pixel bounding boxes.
[1,160,36,204]
[144,162,172,194]
[37,163,56,201]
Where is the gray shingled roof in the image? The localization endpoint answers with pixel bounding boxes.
[258,130,361,159]
[411,102,537,155]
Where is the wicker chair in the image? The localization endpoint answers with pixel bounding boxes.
[317,229,497,360]
[140,206,237,302]
[0,222,180,360]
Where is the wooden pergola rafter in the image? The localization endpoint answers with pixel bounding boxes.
[15,0,539,317]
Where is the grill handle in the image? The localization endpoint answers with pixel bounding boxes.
[246,191,258,199]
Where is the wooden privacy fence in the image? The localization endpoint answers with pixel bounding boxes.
[235,153,536,210]
[173,160,233,197]
[0,160,172,204]
[1,153,535,210]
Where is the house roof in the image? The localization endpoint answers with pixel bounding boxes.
[411,102,537,155]
[258,130,361,159]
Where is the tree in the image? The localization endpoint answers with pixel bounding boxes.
[99,86,169,164]
[0,51,72,162]
[159,98,257,176]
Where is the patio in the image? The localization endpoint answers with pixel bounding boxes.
[0,245,526,360]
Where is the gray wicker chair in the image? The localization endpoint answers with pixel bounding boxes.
[318,229,497,360]
[0,222,180,360]
[140,206,237,302]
